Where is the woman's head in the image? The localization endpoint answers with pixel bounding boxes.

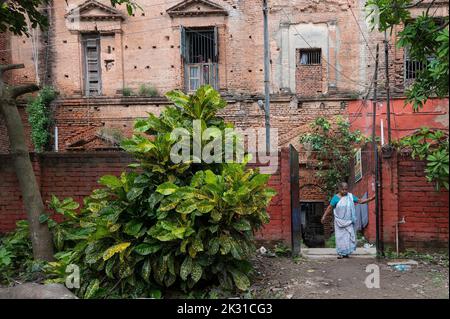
[338,182,349,196]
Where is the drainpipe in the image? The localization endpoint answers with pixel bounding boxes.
[54,126,59,152]
[378,150,385,256]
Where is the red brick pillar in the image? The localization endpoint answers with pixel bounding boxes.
[380,151,400,248]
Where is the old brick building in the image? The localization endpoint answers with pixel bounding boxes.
[0,0,448,249]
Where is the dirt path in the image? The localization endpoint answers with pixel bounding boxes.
[251,255,449,299]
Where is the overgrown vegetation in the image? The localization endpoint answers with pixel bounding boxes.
[396,128,449,191]
[122,87,134,97]
[25,86,57,153]
[365,0,449,110]
[384,248,449,268]
[97,127,124,147]
[138,84,159,97]
[300,116,367,198]
[1,86,275,298]
[0,221,45,285]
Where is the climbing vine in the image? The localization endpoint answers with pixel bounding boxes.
[397,128,449,191]
[25,86,58,153]
[300,116,367,199]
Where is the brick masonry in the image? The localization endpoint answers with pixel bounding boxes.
[349,145,449,251]
[0,149,293,245]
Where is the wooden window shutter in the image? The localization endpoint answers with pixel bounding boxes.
[83,35,101,96]
[214,26,219,62]
[180,26,187,61]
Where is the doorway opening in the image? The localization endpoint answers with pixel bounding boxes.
[300,201,325,247]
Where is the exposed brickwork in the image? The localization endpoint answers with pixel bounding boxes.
[397,156,449,250]
[0,149,294,246]
[295,49,325,97]
[349,146,449,250]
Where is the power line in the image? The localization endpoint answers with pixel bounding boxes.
[280,8,372,90]
[346,0,376,61]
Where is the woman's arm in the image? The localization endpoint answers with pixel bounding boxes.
[357,195,375,205]
[321,204,333,224]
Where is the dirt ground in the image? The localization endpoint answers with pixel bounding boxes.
[250,255,449,299]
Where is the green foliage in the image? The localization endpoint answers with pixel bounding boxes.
[365,0,449,110]
[122,87,134,97]
[138,84,159,97]
[397,128,449,191]
[0,1,140,36]
[0,221,35,285]
[43,85,275,298]
[299,116,367,198]
[274,243,291,256]
[25,86,57,153]
[324,234,336,248]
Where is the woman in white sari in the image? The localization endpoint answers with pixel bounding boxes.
[321,182,375,259]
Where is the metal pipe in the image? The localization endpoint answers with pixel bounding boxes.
[263,0,271,153]
[372,44,381,257]
[384,31,392,144]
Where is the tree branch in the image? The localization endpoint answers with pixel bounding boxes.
[425,0,437,15]
[433,20,449,32]
[405,0,427,8]
[11,84,40,98]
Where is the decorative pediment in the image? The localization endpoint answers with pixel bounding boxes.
[167,0,228,17]
[65,0,125,21]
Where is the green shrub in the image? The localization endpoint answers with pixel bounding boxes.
[324,234,335,248]
[138,84,158,97]
[0,221,34,285]
[274,243,291,256]
[26,86,58,152]
[122,87,134,97]
[44,85,276,298]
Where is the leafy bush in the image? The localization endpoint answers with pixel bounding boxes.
[300,116,367,198]
[26,86,58,152]
[274,243,291,256]
[138,84,158,97]
[122,87,134,97]
[0,221,35,285]
[45,85,275,298]
[397,128,449,191]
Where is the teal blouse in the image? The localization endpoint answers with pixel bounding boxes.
[330,194,359,208]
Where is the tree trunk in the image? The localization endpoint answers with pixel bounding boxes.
[0,64,54,261]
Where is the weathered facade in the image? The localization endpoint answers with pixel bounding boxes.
[0,0,448,248]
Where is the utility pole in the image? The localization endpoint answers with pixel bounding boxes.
[384,31,392,144]
[372,44,382,257]
[263,0,271,153]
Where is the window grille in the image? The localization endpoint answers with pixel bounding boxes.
[299,49,322,65]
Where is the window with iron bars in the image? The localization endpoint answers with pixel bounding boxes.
[404,47,434,81]
[404,17,445,82]
[180,27,219,92]
[299,48,322,65]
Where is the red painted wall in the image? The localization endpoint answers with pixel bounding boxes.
[349,97,449,141]
[349,146,448,250]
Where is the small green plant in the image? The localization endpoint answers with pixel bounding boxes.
[97,127,124,146]
[138,84,159,97]
[324,234,336,248]
[26,86,58,152]
[122,87,134,97]
[0,220,34,285]
[274,243,291,256]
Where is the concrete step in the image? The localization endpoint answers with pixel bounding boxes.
[301,247,377,259]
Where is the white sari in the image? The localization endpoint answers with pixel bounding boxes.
[333,193,357,256]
